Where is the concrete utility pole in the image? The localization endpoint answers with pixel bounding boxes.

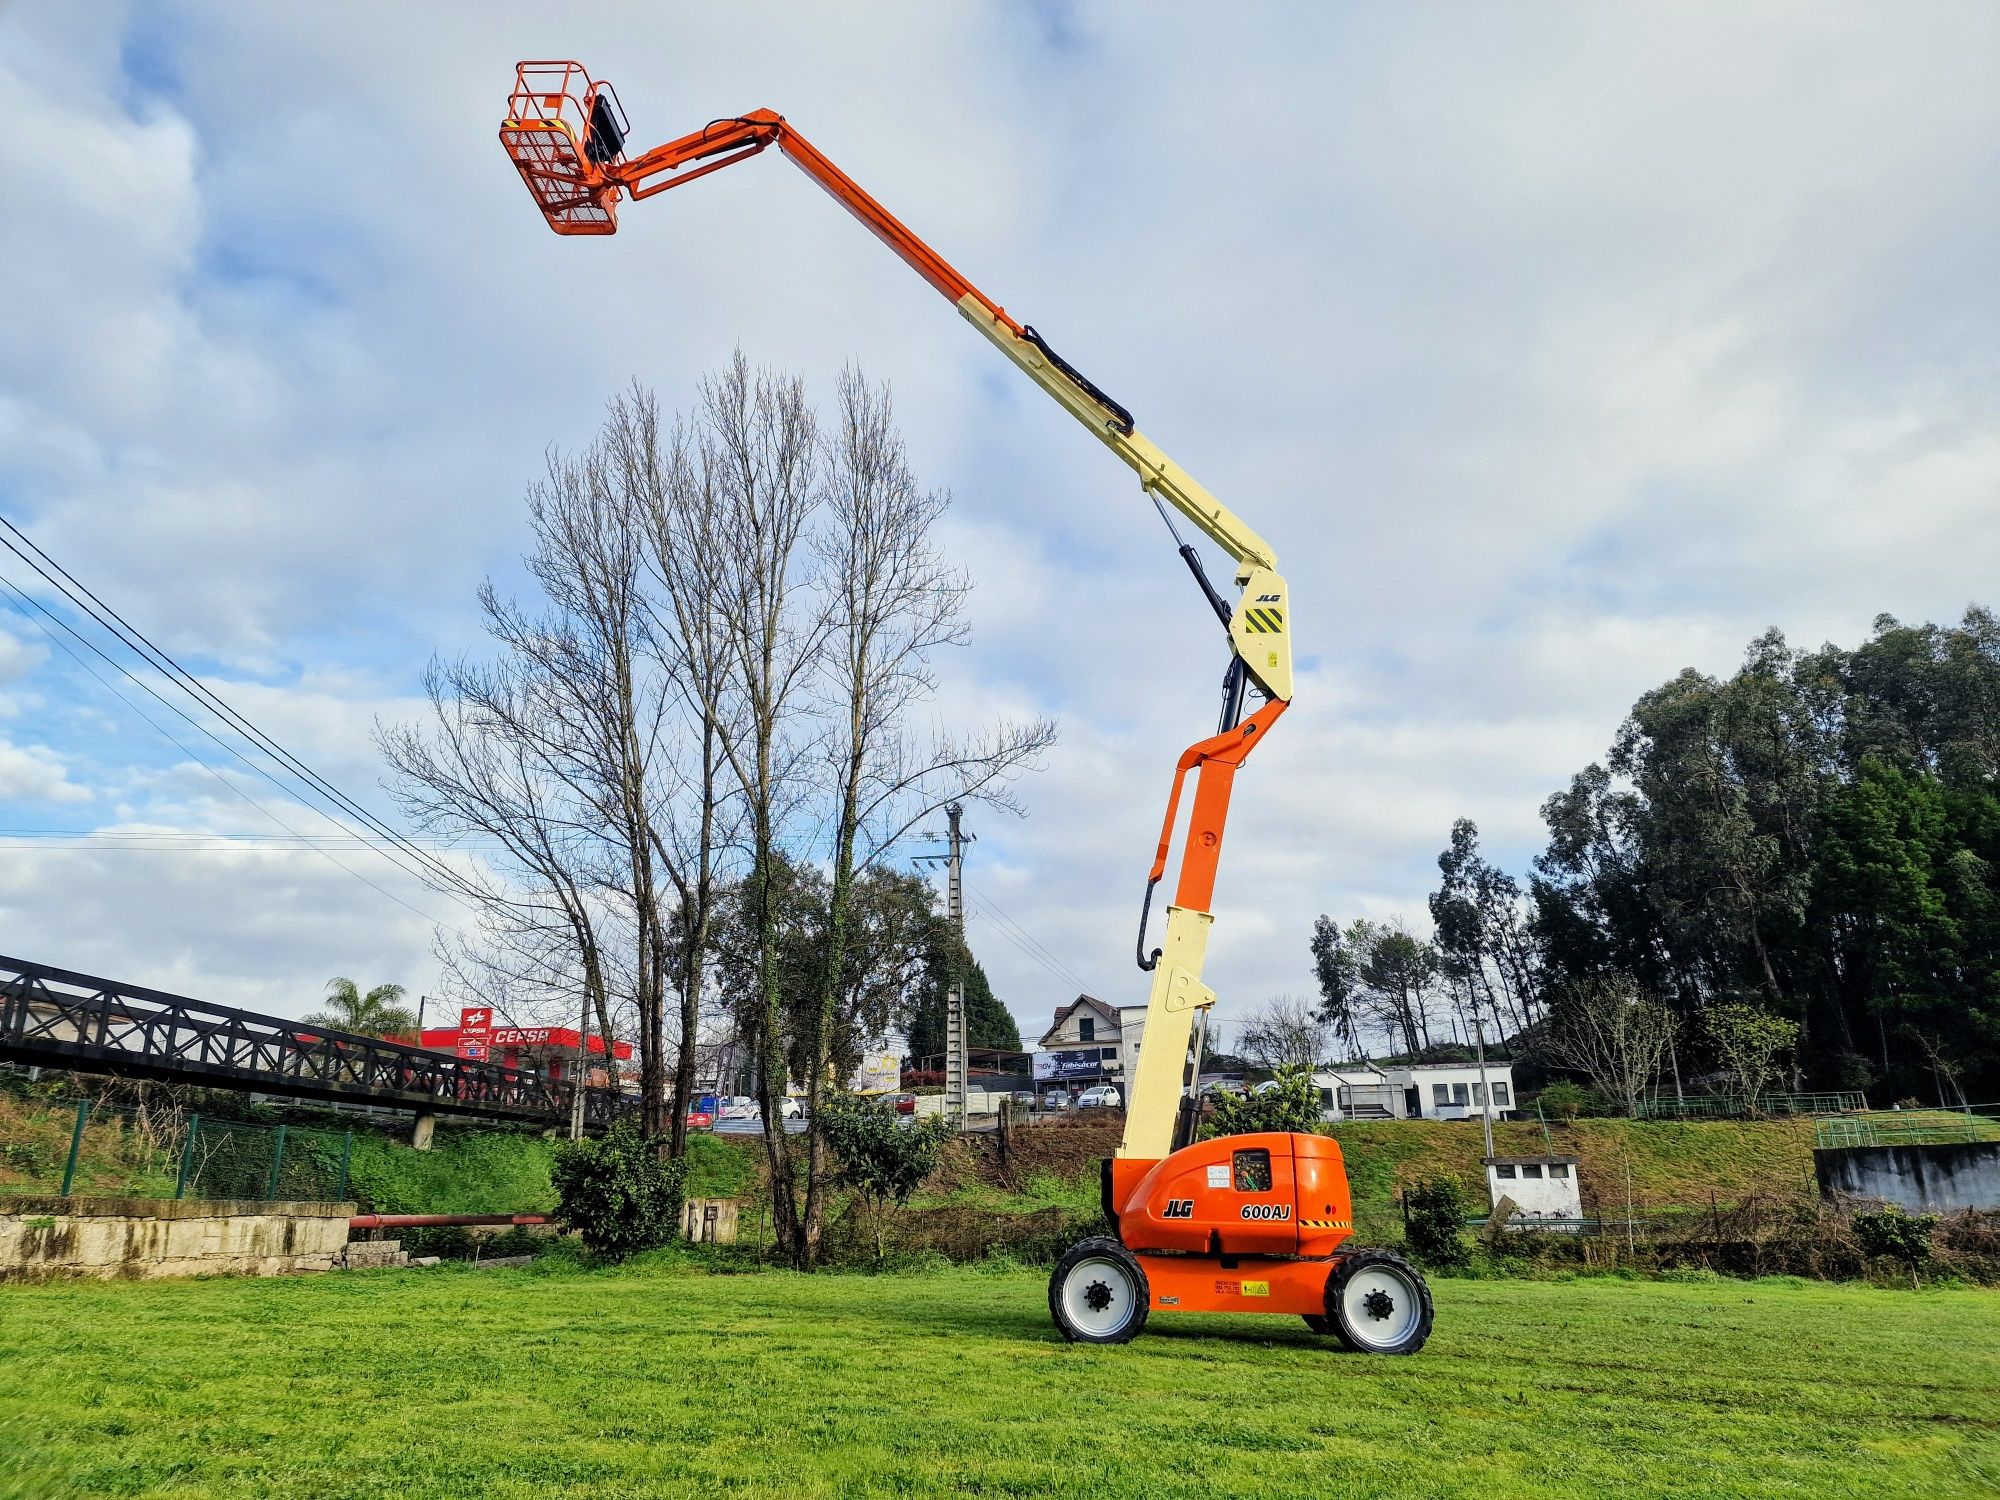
[944,802,970,1128]
[1472,1013,1495,1161]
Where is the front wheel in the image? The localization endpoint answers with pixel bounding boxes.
[1048,1237,1150,1345]
[1323,1249,1432,1355]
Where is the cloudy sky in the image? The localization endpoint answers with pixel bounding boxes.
[0,2,1994,1046]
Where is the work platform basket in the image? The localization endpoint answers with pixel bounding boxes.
[499,61,630,235]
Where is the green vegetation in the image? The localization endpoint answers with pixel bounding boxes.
[0,1264,1994,1498]
[551,1123,687,1259]
[1,1084,762,1216]
[1329,1116,1823,1241]
[1403,1175,1471,1268]
[342,1126,557,1215]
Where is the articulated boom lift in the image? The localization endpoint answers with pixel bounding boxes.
[500,62,1432,1354]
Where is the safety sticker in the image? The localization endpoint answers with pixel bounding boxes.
[1206,1164,1230,1189]
[1241,1280,1270,1297]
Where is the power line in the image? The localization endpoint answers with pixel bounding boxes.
[965,880,1099,995]
[0,516,483,902]
[0,576,461,930]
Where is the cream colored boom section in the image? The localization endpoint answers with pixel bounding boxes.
[956,296,1278,581]
[1117,906,1215,1160]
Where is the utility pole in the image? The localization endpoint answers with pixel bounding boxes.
[569,988,588,1141]
[1472,1013,1495,1161]
[944,803,970,1129]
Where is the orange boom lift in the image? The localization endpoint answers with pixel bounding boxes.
[499,62,1431,1353]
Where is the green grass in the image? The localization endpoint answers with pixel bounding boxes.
[1,1263,1994,1498]
[1330,1118,1827,1240]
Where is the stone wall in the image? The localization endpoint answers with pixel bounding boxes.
[0,1196,355,1281]
[1816,1142,2000,1213]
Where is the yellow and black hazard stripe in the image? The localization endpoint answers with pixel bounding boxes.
[1300,1218,1351,1231]
[1241,607,1285,634]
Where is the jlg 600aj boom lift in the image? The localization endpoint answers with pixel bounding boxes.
[499,62,1432,1354]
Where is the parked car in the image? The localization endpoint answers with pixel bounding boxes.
[776,1097,805,1120]
[717,1095,757,1121]
[1040,1090,1071,1111]
[1077,1084,1122,1110]
[684,1110,715,1130]
[1009,1090,1037,1108]
[890,1093,917,1115]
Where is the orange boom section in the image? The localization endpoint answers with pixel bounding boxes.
[498,63,1021,336]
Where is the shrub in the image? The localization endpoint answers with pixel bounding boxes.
[1202,1069,1322,1138]
[480,1226,547,1258]
[550,1123,687,1260]
[1534,1080,1608,1120]
[818,1097,954,1262]
[1404,1175,1471,1269]
[398,1225,477,1260]
[1854,1205,1939,1284]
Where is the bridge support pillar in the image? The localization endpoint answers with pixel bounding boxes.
[410,1112,437,1151]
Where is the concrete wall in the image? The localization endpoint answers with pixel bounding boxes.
[1816,1142,2000,1213]
[680,1196,739,1245]
[0,1196,355,1281]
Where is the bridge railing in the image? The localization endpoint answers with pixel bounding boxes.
[0,954,629,1127]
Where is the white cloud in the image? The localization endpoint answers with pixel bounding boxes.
[0,739,90,805]
[0,0,1993,1043]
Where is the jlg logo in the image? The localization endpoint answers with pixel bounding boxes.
[1239,1203,1292,1222]
[1162,1199,1196,1219]
[1256,593,1281,603]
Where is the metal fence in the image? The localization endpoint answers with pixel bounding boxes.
[1,1095,353,1203]
[1636,1091,1867,1120]
[1813,1105,2000,1150]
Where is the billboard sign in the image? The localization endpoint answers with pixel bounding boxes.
[849,1052,900,1094]
[459,1006,493,1037]
[1033,1050,1110,1082]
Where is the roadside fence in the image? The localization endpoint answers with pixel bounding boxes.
[1,1092,354,1203]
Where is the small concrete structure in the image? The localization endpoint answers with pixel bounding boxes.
[1816,1142,2000,1213]
[1482,1155,1582,1224]
[0,1196,355,1281]
[680,1196,739,1244]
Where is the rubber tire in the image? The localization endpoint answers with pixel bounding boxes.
[1048,1237,1151,1345]
[1323,1249,1433,1355]
[1302,1314,1335,1335]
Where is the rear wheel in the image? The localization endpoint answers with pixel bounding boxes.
[1323,1249,1432,1355]
[1048,1237,1150,1345]
[1302,1313,1335,1335]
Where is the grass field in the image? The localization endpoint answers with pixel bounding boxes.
[2,1260,1995,1499]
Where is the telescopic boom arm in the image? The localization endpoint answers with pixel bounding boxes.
[501,64,1294,1159]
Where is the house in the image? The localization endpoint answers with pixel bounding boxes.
[1033,994,1128,1090]
[1312,1061,1517,1122]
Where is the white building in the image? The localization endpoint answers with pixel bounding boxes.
[1033,995,1127,1089]
[1312,1061,1517,1121]
[1484,1155,1583,1223]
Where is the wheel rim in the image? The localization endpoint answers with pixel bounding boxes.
[1338,1263,1423,1350]
[1061,1256,1139,1337]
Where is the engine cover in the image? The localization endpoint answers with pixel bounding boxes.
[1110,1132,1354,1258]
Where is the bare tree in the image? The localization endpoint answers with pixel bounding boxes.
[378,658,624,1077]
[1546,978,1678,1116]
[699,353,828,1261]
[791,367,1054,1265]
[1235,994,1329,1073]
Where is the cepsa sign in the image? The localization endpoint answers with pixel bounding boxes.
[459,1007,494,1037]
[490,1027,560,1046]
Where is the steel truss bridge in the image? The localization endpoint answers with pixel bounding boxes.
[0,954,626,1128]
